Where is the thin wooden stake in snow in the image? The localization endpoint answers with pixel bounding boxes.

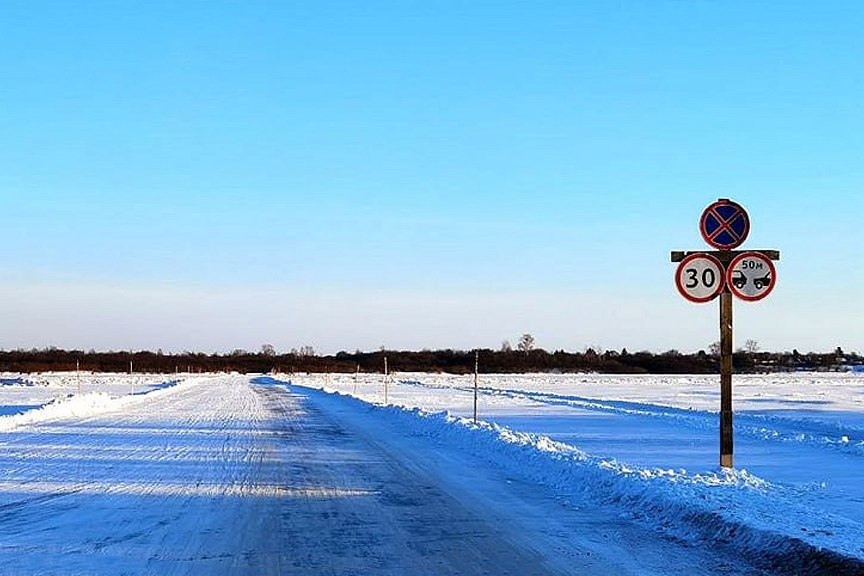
[383,356,389,405]
[474,350,479,424]
[353,364,359,396]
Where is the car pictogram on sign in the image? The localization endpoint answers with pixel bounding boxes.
[753,273,772,290]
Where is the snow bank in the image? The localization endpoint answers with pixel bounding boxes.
[0,378,188,431]
[0,376,30,387]
[15,372,176,391]
[299,383,864,574]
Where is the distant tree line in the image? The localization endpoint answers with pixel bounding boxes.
[0,345,860,375]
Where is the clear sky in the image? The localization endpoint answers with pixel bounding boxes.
[1,1,862,355]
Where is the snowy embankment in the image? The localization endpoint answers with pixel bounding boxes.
[291,375,864,574]
[0,373,187,431]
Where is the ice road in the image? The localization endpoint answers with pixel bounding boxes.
[0,376,799,575]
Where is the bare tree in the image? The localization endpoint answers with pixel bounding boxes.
[298,345,315,357]
[500,340,512,353]
[260,343,276,356]
[743,339,759,355]
[517,334,535,354]
[709,341,721,357]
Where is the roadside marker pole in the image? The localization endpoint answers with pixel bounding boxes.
[76,360,81,395]
[672,199,779,469]
[383,356,389,405]
[473,350,479,424]
[353,364,359,396]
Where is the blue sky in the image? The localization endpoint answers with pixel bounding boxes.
[1,1,862,354]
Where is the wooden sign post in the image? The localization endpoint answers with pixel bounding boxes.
[672,199,779,468]
[720,289,733,468]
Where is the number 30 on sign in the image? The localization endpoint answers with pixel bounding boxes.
[675,253,725,303]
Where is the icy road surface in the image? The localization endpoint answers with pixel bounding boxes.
[0,376,770,575]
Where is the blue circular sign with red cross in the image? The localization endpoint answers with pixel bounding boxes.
[700,199,750,250]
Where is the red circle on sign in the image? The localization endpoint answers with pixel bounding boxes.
[726,252,776,302]
[675,253,725,304]
[699,199,750,250]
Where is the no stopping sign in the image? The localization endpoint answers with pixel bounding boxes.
[700,199,750,250]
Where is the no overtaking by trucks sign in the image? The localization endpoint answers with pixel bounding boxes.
[726,251,776,302]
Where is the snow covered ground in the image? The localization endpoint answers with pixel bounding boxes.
[294,371,864,572]
[0,372,861,574]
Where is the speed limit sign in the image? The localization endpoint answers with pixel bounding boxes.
[675,253,725,303]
